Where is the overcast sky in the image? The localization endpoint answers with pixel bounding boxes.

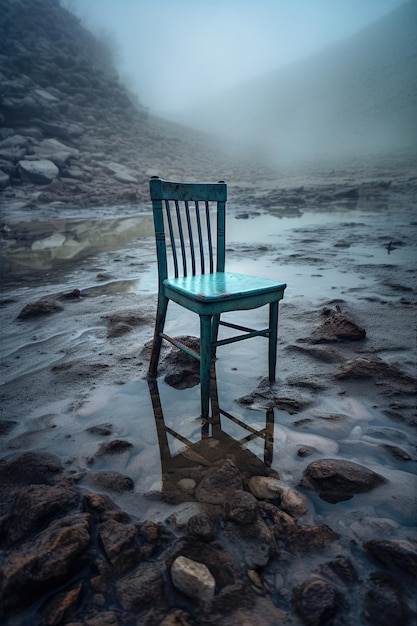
[71,0,406,115]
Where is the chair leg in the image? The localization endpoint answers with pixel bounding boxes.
[211,314,220,356]
[268,301,279,382]
[200,314,212,419]
[148,294,169,377]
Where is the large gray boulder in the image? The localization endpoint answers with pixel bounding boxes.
[18,159,59,184]
[104,161,138,183]
[36,138,79,168]
[300,458,387,503]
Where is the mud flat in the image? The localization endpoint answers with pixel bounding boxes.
[1,168,416,625]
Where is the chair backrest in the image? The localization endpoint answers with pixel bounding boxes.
[149,176,227,284]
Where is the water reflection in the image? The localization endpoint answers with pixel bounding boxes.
[1,213,154,288]
[148,364,277,498]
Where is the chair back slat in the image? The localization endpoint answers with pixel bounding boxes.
[149,177,227,281]
[165,200,179,278]
[195,202,205,274]
[185,201,197,275]
[217,200,226,272]
[205,200,215,273]
[174,200,188,276]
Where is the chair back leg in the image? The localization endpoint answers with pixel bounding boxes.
[149,294,169,376]
[268,301,279,382]
[211,314,220,355]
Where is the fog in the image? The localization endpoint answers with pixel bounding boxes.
[72,0,405,115]
[70,0,415,163]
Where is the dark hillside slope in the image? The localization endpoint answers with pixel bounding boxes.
[0,0,254,208]
[183,0,417,161]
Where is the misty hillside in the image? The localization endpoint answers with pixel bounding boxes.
[0,0,259,208]
[181,0,417,161]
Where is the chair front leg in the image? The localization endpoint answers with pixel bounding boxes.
[268,301,279,382]
[200,314,212,420]
[148,293,169,377]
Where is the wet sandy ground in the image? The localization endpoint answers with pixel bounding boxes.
[1,170,416,535]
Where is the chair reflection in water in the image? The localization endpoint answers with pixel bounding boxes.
[147,176,287,420]
[147,365,277,497]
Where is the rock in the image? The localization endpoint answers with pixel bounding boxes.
[195,459,243,505]
[309,307,366,343]
[4,483,81,542]
[335,354,416,383]
[287,343,343,363]
[18,158,59,184]
[292,578,341,625]
[83,492,123,516]
[38,581,82,626]
[187,513,215,542]
[17,299,64,318]
[177,478,197,491]
[85,423,113,436]
[117,562,164,612]
[171,555,216,609]
[84,612,121,626]
[96,439,134,456]
[300,458,387,503]
[36,120,83,141]
[248,476,308,517]
[223,516,275,568]
[238,379,310,413]
[280,487,308,518]
[314,555,358,584]
[363,539,417,577]
[98,518,140,574]
[0,513,92,615]
[85,470,134,493]
[139,520,160,543]
[248,476,282,500]
[260,503,298,541]
[36,138,79,168]
[166,502,204,529]
[61,165,88,181]
[363,572,412,626]
[170,538,245,591]
[57,288,81,300]
[161,336,201,389]
[0,133,29,149]
[224,490,259,525]
[297,446,314,457]
[106,311,146,338]
[0,451,63,500]
[0,170,10,189]
[103,161,138,183]
[287,525,339,553]
[380,443,412,461]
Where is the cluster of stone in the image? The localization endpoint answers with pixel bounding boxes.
[1,450,415,625]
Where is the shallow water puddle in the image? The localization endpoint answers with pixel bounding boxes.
[2,198,416,527]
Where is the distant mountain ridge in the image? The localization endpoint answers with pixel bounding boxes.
[180,0,417,161]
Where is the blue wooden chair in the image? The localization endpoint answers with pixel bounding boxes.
[148,176,287,419]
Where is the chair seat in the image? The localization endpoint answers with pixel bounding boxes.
[164,272,286,314]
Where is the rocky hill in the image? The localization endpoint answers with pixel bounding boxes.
[180,0,417,161]
[0,0,259,209]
